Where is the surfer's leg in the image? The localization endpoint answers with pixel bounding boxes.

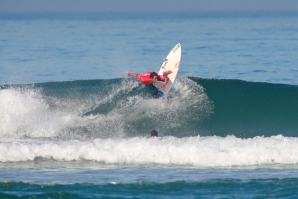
[163,70,172,75]
[146,84,159,98]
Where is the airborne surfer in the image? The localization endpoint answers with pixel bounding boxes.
[126,70,172,98]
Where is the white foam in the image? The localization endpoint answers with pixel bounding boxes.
[0,77,212,140]
[0,87,127,139]
[1,135,298,167]
[0,87,56,138]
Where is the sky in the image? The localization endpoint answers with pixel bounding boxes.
[1,0,298,13]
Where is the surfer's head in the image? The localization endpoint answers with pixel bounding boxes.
[150,72,158,83]
[150,130,158,137]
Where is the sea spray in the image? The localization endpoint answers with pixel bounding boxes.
[0,77,213,139]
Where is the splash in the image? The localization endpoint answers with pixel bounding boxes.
[0,78,213,140]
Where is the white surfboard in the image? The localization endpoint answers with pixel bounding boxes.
[154,43,181,96]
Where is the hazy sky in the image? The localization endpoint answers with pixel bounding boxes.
[1,0,298,13]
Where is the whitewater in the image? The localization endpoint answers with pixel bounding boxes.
[2,135,298,167]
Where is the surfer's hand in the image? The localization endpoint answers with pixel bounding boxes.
[161,83,166,88]
[126,72,130,76]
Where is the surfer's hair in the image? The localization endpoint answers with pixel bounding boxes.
[150,72,158,79]
[151,130,158,137]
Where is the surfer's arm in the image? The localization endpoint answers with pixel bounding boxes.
[160,70,171,88]
[160,75,169,88]
[126,72,138,77]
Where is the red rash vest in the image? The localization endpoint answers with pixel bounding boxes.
[136,71,166,85]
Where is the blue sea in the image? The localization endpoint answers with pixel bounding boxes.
[1,11,298,198]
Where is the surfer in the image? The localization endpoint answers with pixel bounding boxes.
[126,70,172,98]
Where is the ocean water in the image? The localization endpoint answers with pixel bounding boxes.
[1,11,298,198]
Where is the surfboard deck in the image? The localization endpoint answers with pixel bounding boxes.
[154,43,181,96]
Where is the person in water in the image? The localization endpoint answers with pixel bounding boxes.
[149,129,162,139]
[150,130,158,137]
[126,70,172,98]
